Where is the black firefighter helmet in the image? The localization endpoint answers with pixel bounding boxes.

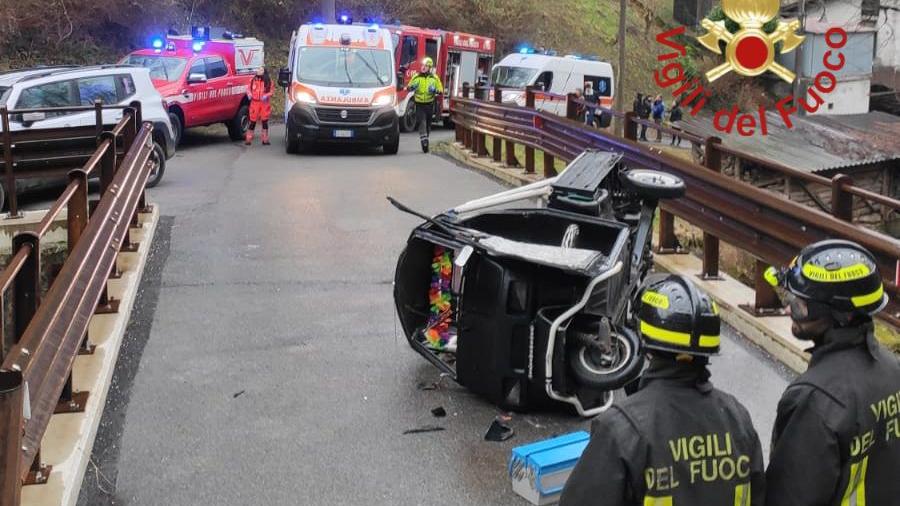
[636,274,721,356]
[765,239,887,319]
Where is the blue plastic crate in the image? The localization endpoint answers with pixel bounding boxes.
[509,431,590,505]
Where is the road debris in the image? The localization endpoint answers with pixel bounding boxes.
[484,418,515,442]
[431,406,447,417]
[403,425,446,435]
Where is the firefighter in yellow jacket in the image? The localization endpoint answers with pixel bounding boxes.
[406,57,443,153]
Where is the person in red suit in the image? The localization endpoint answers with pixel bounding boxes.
[246,67,273,145]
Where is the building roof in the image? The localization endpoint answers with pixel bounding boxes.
[679,110,900,173]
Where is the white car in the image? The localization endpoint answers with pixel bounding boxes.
[0,65,176,188]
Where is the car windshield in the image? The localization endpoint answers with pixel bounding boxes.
[0,86,10,105]
[123,55,187,82]
[295,47,392,88]
[491,66,539,88]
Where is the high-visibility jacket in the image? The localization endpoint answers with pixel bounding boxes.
[560,360,765,506]
[407,72,443,104]
[248,77,272,122]
[766,321,900,506]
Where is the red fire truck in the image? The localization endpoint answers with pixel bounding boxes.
[122,27,265,145]
[387,25,495,131]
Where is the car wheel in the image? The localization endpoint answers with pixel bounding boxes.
[146,142,166,188]
[169,112,183,146]
[621,168,686,199]
[401,102,418,132]
[383,127,400,155]
[228,104,250,141]
[284,121,301,154]
[566,324,644,390]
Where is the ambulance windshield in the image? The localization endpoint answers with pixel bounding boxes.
[124,55,188,82]
[491,66,539,89]
[295,47,392,88]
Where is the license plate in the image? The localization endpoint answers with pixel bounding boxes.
[333,129,353,138]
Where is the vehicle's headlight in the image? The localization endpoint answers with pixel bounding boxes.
[372,92,395,107]
[295,91,317,104]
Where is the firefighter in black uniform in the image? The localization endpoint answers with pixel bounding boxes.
[561,274,765,506]
[764,240,900,506]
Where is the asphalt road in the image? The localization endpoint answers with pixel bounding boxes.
[79,124,793,505]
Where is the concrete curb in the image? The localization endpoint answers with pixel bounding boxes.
[445,142,810,374]
[20,203,160,506]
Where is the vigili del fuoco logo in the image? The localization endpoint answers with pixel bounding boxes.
[653,0,849,136]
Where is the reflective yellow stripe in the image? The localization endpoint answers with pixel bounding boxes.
[802,262,870,283]
[699,334,721,348]
[734,483,751,506]
[640,321,719,349]
[764,266,779,287]
[711,300,720,315]
[641,291,670,309]
[851,285,883,308]
[841,456,868,506]
[644,496,673,506]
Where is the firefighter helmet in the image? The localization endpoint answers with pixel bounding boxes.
[422,57,434,68]
[765,240,887,318]
[636,274,721,356]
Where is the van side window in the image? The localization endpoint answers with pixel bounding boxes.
[17,80,78,117]
[188,60,207,80]
[535,71,554,92]
[400,36,418,67]
[205,57,228,79]
[117,74,136,101]
[77,75,118,105]
[584,75,612,97]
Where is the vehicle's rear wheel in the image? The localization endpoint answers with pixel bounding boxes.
[228,104,250,141]
[169,112,183,146]
[566,323,643,390]
[146,142,166,188]
[621,168,686,200]
[401,102,418,132]
[284,121,300,154]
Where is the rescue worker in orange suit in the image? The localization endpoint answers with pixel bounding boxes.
[245,67,272,145]
[560,274,765,506]
[764,240,900,506]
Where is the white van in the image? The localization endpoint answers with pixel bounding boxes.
[278,22,400,154]
[491,53,614,116]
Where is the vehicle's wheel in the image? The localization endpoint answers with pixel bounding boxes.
[383,127,400,155]
[401,102,418,132]
[621,168,686,199]
[146,142,166,188]
[284,121,300,154]
[228,104,250,141]
[168,112,183,146]
[566,323,643,390]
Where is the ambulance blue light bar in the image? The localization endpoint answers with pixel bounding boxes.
[192,41,205,52]
[338,14,353,24]
[151,38,164,49]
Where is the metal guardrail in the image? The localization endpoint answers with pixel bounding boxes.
[0,105,153,505]
[453,84,900,327]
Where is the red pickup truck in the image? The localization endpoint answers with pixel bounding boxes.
[122,29,265,145]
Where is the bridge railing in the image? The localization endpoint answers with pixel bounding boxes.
[454,84,900,327]
[0,105,153,505]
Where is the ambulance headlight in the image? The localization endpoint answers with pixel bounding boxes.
[295,91,317,104]
[372,93,394,107]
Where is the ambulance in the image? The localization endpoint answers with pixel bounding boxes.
[122,27,265,145]
[491,51,614,117]
[278,20,400,154]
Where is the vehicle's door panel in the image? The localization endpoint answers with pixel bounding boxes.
[204,56,233,122]
[13,79,84,129]
[182,58,209,126]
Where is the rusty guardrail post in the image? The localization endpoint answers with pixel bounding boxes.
[831,174,854,221]
[492,85,503,163]
[524,86,536,174]
[623,111,638,142]
[473,84,488,157]
[94,100,104,137]
[543,152,556,178]
[122,107,137,155]
[67,169,94,354]
[701,137,722,279]
[12,232,40,342]
[98,131,117,195]
[566,93,578,121]
[461,83,472,150]
[1,107,20,218]
[0,371,24,506]
[744,258,785,316]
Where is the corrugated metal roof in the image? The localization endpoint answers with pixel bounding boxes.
[678,110,900,172]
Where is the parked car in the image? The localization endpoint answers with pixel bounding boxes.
[0,65,174,205]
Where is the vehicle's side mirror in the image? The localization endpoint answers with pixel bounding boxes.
[535,81,546,91]
[20,111,46,127]
[278,67,291,87]
[396,71,404,91]
[187,73,207,84]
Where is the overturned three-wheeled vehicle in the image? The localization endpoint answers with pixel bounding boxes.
[391,150,685,416]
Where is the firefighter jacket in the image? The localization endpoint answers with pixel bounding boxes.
[766,321,900,506]
[407,72,443,104]
[560,359,765,506]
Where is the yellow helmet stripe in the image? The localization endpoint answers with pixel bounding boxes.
[641,290,670,309]
[640,321,720,348]
[763,266,779,287]
[802,263,870,283]
[851,284,884,308]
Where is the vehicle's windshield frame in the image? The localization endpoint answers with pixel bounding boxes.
[294,47,393,88]
[491,65,539,89]
[124,55,189,83]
